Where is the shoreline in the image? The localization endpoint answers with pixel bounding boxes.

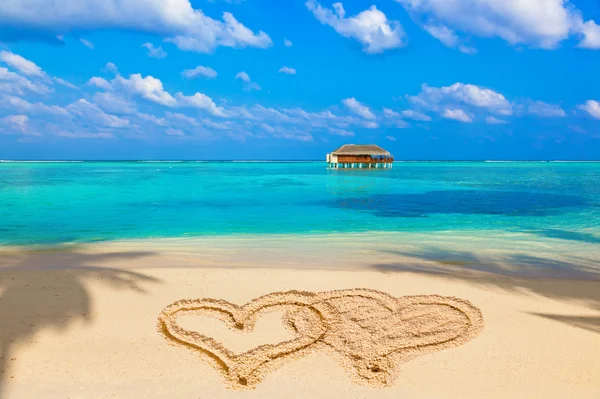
[2,230,599,280]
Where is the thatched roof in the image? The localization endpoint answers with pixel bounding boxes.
[331,144,391,156]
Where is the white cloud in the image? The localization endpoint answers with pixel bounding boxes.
[66,99,130,128]
[182,66,217,79]
[56,131,115,139]
[383,108,401,118]
[236,71,251,82]
[395,0,594,50]
[423,25,478,53]
[385,135,397,141]
[578,100,600,119]
[88,77,113,90]
[486,116,507,124]
[442,108,473,122]
[306,0,406,53]
[527,101,566,117]
[80,38,95,49]
[341,97,376,120]
[2,114,28,126]
[278,66,297,75]
[138,113,168,126]
[166,112,198,126]
[54,77,77,89]
[1,95,70,116]
[401,109,432,121]
[328,127,354,136]
[578,20,600,49]
[0,67,51,95]
[114,74,177,106]
[1,114,40,136]
[423,25,459,48]
[93,92,137,115]
[284,39,293,47]
[0,0,272,53]
[166,128,185,136]
[142,42,167,58]
[175,92,227,117]
[408,82,513,116]
[235,71,261,91]
[104,62,119,73]
[0,51,45,77]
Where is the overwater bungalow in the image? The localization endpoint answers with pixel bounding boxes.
[326,144,394,169]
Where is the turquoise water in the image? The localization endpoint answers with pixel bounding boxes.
[1,161,600,245]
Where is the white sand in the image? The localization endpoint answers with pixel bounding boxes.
[1,233,599,398]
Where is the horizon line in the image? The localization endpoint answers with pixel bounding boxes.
[2,159,600,163]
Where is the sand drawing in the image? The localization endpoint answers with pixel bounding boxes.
[157,289,483,389]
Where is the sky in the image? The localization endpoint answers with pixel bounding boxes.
[0,0,600,160]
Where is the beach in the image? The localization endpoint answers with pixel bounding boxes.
[1,233,599,399]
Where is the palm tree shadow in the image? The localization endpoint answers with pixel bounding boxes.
[0,247,161,399]
[372,247,600,335]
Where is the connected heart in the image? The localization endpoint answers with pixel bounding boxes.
[157,289,483,389]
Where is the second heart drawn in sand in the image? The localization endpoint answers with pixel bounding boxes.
[157,289,483,389]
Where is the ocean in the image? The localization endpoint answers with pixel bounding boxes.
[1,161,599,246]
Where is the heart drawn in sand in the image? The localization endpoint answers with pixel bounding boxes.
[157,289,483,390]
[287,290,484,387]
[157,291,336,389]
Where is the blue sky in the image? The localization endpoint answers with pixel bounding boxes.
[1,0,600,160]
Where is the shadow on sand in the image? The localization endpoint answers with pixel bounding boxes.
[0,247,160,399]
[371,247,600,335]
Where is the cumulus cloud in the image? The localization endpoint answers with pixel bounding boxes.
[104,62,119,74]
[578,21,600,49]
[383,108,401,118]
[93,92,137,115]
[527,101,566,117]
[1,114,39,135]
[54,77,77,89]
[284,39,293,47]
[401,109,432,121]
[306,0,406,53]
[385,135,397,141]
[442,108,473,122]
[278,66,297,75]
[142,43,167,58]
[114,74,177,106]
[235,71,261,91]
[578,100,600,119]
[408,82,513,116]
[166,112,198,126]
[175,93,227,117]
[66,99,130,128]
[182,66,217,79]
[0,51,45,77]
[0,0,272,53]
[341,97,376,120]
[328,127,354,136]
[236,71,251,82]
[486,116,507,124]
[1,95,70,117]
[138,113,168,126]
[0,67,51,95]
[396,0,599,51]
[87,77,113,90]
